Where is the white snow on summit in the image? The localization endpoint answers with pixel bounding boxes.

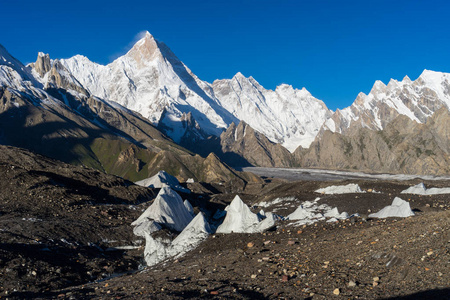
[60,32,236,142]
[212,75,332,151]
[324,70,450,134]
[59,32,332,150]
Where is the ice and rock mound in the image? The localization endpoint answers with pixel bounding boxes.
[401,183,450,195]
[315,183,364,194]
[131,187,193,232]
[169,212,212,256]
[133,220,162,238]
[287,198,349,226]
[135,171,190,194]
[324,207,349,219]
[216,195,276,233]
[369,197,414,218]
[216,195,259,233]
[143,212,212,266]
[131,188,211,266]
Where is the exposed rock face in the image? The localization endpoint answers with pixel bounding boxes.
[219,121,294,167]
[33,52,51,77]
[296,108,450,175]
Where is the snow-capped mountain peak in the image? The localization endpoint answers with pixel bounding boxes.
[123,31,164,67]
[324,69,450,135]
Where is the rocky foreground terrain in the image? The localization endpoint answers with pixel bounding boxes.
[0,145,449,299]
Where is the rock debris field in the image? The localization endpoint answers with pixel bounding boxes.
[0,146,449,299]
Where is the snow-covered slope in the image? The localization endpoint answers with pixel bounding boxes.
[324,71,450,134]
[0,44,44,96]
[60,32,237,143]
[212,75,332,151]
[59,32,332,151]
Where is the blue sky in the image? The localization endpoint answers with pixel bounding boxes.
[1,0,449,110]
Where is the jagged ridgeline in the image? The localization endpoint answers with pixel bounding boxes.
[1,30,450,177]
[0,45,258,184]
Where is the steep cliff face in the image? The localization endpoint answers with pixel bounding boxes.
[296,108,450,175]
[219,121,294,167]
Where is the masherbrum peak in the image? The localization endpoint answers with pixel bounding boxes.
[59,31,334,151]
[60,31,235,143]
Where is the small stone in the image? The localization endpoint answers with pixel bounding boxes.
[210,291,219,295]
[427,251,433,256]
[251,274,257,279]
[373,281,379,287]
[31,270,37,276]
[348,280,357,287]
[288,240,296,245]
[281,275,289,282]
[333,288,340,295]
[247,242,255,248]
[264,240,271,245]
[373,276,380,282]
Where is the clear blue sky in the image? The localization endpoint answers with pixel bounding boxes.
[1,0,449,110]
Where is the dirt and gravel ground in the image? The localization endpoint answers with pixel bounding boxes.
[0,145,449,299]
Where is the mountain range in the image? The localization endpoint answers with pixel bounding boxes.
[1,31,449,176]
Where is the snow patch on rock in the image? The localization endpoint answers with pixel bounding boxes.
[287,198,349,226]
[315,183,364,194]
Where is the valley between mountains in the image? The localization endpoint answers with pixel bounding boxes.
[0,31,449,299]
